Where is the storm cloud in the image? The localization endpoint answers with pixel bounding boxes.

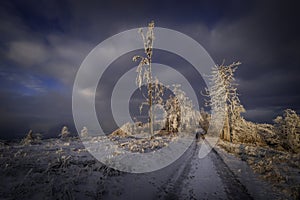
[0,0,299,138]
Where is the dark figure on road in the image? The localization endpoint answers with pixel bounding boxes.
[195,126,205,142]
[196,132,200,141]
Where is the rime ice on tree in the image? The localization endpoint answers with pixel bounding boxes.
[133,21,155,136]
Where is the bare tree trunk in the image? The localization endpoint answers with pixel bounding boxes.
[148,62,154,137]
[224,112,230,141]
[229,105,233,143]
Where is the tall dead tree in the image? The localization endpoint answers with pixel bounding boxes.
[133,21,155,136]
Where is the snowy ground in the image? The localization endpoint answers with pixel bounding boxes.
[0,136,293,199]
[216,139,300,199]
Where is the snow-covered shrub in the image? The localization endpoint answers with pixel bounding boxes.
[274,109,300,153]
[255,123,279,147]
[231,119,257,144]
[232,119,279,146]
[80,126,88,138]
[21,130,42,145]
[59,126,70,139]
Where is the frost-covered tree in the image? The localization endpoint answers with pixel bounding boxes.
[164,95,180,132]
[157,84,200,133]
[199,108,210,133]
[205,62,245,142]
[133,21,155,136]
[133,22,200,135]
[172,84,200,132]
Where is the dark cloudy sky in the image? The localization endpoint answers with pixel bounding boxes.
[0,0,299,139]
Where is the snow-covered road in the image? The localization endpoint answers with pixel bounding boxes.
[0,138,279,199]
[103,140,252,200]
